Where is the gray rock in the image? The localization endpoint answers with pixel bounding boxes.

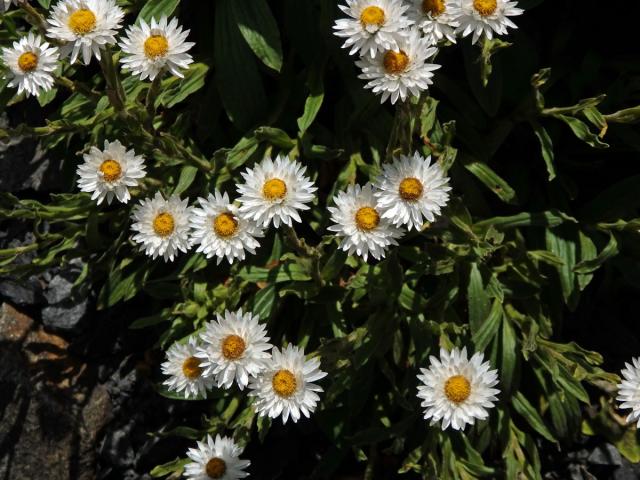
[42,298,89,331]
[588,443,623,466]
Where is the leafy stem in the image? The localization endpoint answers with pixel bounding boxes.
[99,46,127,115]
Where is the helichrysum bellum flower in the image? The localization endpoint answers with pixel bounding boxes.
[196,309,272,391]
[47,0,124,64]
[374,152,451,230]
[1,33,59,97]
[189,191,263,265]
[237,154,317,229]
[356,28,440,104]
[131,192,192,262]
[616,357,640,428]
[417,347,500,430]
[184,434,250,480]
[328,183,403,261]
[408,0,460,44]
[249,344,327,424]
[455,0,523,44]
[333,0,413,58]
[76,139,146,205]
[161,337,213,400]
[119,16,194,81]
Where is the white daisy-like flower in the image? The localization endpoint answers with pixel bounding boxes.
[333,0,413,58]
[237,155,317,229]
[417,347,500,431]
[249,344,327,424]
[374,152,451,231]
[356,28,440,104]
[455,0,523,44]
[196,309,272,391]
[408,0,460,44]
[190,191,263,265]
[161,337,214,400]
[1,33,59,97]
[328,183,403,262]
[46,0,124,65]
[119,16,194,81]
[130,192,192,262]
[76,139,146,205]
[616,357,640,428]
[184,434,250,480]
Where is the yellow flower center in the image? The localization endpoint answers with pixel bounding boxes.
[399,177,423,201]
[221,334,246,360]
[262,178,287,201]
[17,52,38,72]
[355,206,380,231]
[360,5,385,27]
[473,0,497,16]
[213,212,238,238]
[144,34,169,59]
[444,375,471,403]
[99,159,122,183]
[272,369,297,397]
[422,0,446,16]
[181,356,202,380]
[152,212,175,237]
[383,50,410,75]
[205,457,227,479]
[68,9,97,35]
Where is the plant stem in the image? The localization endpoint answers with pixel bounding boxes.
[55,76,101,101]
[99,46,126,114]
[283,225,325,287]
[145,75,162,133]
[19,2,48,36]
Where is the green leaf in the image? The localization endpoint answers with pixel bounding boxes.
[297,63,325,135]
[545,226,579,310]
[468,263,491,335]
[157,63,210,108]
[461,154,518,205]
[173,166,198,196]
[512,391,557,443]
[150,457,189,477]
[574,232,618,274]
[554,114,609,149]
[500,317,517,396]
[473,298,503,352]
[475,210,576,230]
[231,0,283,72]
[530,121,556,180]
[137,0,180,23]
[214,0,267,130]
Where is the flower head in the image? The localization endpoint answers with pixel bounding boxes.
[374,152,451,230]
[119,16,194,81]
[617,357,640,428]
[249,344,327,424]
[161,337,214,399]
[417,347,500,430]
[76,139,146,205]
[196,309,273,390]
[184,434,250,480]
[455,0,523,44]
[333,0,413,58]
[237,155,317,229]
[47,0,124,64]
[131,192,192,262]
[408,0,460,44]
[190,191,263,265]
[328,183,403,261]
[356,28,440,104]
[1,33,59,97]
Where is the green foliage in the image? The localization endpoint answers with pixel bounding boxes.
[2,0,640,478]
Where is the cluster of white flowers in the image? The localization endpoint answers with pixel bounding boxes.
[333,0,523,103]
[1,0,195,97]
[329,151,451,261]
[161,308,328,425]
